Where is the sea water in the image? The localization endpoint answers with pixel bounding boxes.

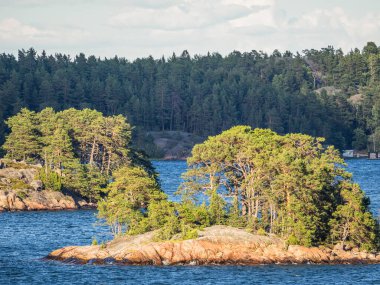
[0,160,379,284]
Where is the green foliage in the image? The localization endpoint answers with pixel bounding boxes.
[208,189,226,225]
[38,168,61,191]
[329,182,378,251]
[257,228,267,236]
[180,225,199,240]
[74,165,108,202]
[153,214,181,241]
[16,190,28,200]
[10,178,32,190]
[352,128,368,151]
[94,125,378,250]
[97,164,210,241]
[97,166,165,236]
[227,196,246,228]
[91,237,98,246]
[3,108,40,162]
[0,45,380,154]
[179,126,380,249]
[2,107,135,201]
[287,235,300,246]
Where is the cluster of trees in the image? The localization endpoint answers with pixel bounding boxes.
[97,165,208,240]
[179,126,379,249]
[2,107,140,200]
[97,126,379,250]
[0,43,379,153]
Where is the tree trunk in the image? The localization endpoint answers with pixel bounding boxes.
[89,138,96,165]
[101,149,106,174]
[106,150,112,176]
[241,192,247,216]
[254,199,259,218]
[44,150,48,175]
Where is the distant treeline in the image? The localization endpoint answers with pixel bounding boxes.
[0,43,379,151]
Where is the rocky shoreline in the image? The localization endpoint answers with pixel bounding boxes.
[0,189,96,211]
[47,226,380,265]
[0,160,95,212]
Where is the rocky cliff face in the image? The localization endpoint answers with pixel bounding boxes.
[47,226,380,265]
[0,160,94,211]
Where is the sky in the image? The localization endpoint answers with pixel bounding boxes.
[0,0,379,60]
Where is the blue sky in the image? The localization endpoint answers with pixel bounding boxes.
[0,0,379,59]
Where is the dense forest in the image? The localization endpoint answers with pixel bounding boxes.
[98,126,379,250]
[0,43,379,152]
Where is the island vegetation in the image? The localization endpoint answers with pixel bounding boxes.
[0,43,380,157]
[1,107,153,203]
[3,107,379,264]
[98,126,379,251]
[1,108,378,251]
[1,41,380,253]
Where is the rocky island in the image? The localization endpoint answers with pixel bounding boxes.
[0,160,94,211]
[47,126,380,267]
[47,226,380,265]
[0,108,141,212]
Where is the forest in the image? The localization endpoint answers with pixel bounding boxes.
[98,126,379,251]
[3,109,378,250]
[0,43,379,154]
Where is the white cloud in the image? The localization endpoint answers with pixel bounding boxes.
[222,0,274,8]
[0,17,90,49]
[229,6,277,29]
[0,1,379,59]
[0,18,55,39]
[279,7,380,51]
[109,1,252,31]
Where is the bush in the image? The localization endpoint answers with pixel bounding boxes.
[257,228,267,236]
[38,169,61,191]
[287,234,300,245]
[181,225,198,240]
[153,214,181,241]
[91,237,98,245]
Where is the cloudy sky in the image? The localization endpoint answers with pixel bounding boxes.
[0,0,379,59]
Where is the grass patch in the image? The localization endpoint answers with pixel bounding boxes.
[16,190,28,200]
[10,178,33,190]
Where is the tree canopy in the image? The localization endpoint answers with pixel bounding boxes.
[1,107,149,201]
[178,126,379,250]
[0,43,380,154]
[96,125,379,251]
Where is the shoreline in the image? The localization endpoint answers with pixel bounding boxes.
[0,189,96,212]
[47,226,380,266]
[0,205,97,213]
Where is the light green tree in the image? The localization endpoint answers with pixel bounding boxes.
[3,108,40,161]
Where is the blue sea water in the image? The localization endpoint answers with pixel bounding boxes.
[0,159,380,285]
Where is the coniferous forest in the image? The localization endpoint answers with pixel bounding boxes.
[1,46,380,252]
[0,42,380,153]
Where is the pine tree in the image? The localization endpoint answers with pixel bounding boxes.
[3,108,40,161]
